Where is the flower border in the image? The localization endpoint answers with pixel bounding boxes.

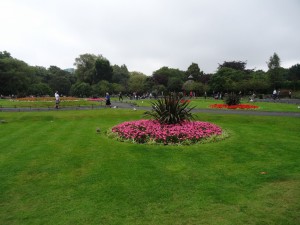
[210,104,259,109]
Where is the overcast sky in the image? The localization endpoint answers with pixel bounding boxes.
[1,0,300,75]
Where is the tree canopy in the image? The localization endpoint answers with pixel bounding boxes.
[218,61,247,71]
[1,50,299,98]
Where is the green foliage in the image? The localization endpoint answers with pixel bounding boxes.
[268,67,285,89]
[112,64,129,85]
[128,72,147,94]
[182,81,204,95]
[182,80,195,92]
[0,50,11,59]
[186,62,203,81]
[70,82,92,97]
[218,60,247,71]
[97,80,111,96]
[95,57,113,83]
[152,67,185,89]
[288,64,300,90]
[225,93,241,105]
[0,56,31,96]
[74,54,113,84]
[144,94,196,124]
[28,83,52,96]
[167,77,183,92]
[267,52,281,70]
[48,75,72,96]
[2,50,300,98]
[151,84,166,97]
[74,53,97,84]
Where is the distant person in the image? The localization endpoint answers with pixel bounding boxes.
[118,92,123,101]
[272,89,277,100]
[289,90,292,99]
[204,91,207,99]
[105,92,111,107]
[55,91,60,109]
[250,93,256,102]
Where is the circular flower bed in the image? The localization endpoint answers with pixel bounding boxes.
[109,119,224,145]
[210,104,259,109]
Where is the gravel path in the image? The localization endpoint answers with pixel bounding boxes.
[1,101,300,117]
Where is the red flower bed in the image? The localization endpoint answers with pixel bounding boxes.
[210,104,259,109]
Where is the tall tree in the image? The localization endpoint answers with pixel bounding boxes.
[167,77,183,92]
[267,53,283,88]
[152,67,170,87]
[245,70,270,93]
[0,51,11,59]
[47,66,73,95]
[70,82,92,97]
[112,64,129,84]
[94,56,113,83]
[74,54,113,84]
[0,55,31,96]
[152,67,185,90]
[128,72,147,94]
[74,53,97,84]
[288,64,300,90]
[186,63,203,81]
[267,52,280,70]
[32,66,50,83]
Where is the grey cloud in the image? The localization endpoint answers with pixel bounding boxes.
[1,0,299,74]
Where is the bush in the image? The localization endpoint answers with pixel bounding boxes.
[225,93,241,105]
[70,82,92,97]
[144,94,196,124]
[28,83,52,96]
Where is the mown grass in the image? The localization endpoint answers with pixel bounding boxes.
[0,99,104,108]
[132,98,300,112]
[0,109,300,225]
[1,97,300,113]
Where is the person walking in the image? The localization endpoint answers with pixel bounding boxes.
[105,92,111,107]
[55,91,60,109]
[118,92,123,101]
[272,89,277,100]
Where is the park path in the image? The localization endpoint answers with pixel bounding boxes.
[1,101,300,117]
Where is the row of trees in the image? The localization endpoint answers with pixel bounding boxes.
[1,51,300,98]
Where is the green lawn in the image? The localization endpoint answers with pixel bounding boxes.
[0,109,299,225]
[1,97,300,113]
[0,99,103,108]
[132,98,300,112]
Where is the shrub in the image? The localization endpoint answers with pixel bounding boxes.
[225,93,241,105]
[144,94,196,124]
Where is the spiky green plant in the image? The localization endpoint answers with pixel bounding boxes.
[144,94,196,124]
[225,93,241,106]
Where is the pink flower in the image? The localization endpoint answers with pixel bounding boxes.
[112,119,222,144]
